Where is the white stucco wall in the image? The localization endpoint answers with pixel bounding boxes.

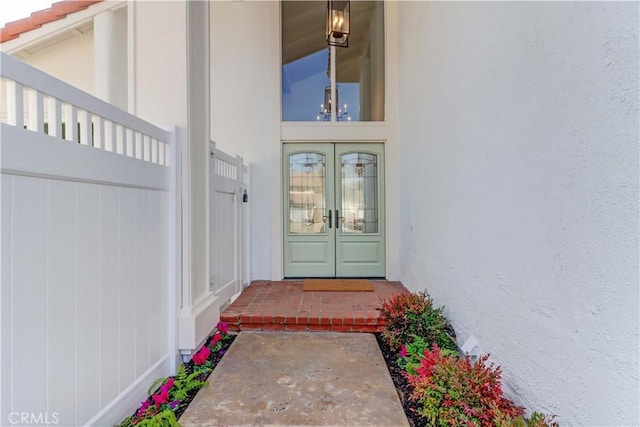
[210,0,281,280]
[397,2,638,425]
[17,30,94,95]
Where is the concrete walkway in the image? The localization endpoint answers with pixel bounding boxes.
[180,332,409,427]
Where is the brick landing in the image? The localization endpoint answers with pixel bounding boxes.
[220,280,407,333]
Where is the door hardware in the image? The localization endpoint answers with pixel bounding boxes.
[323,210,332,228]
[335,209,345,229]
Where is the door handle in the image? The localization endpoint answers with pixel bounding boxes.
[335,209,344,229]
[323,209,332,229]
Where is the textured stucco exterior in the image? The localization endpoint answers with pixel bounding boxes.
[397,2,639,425]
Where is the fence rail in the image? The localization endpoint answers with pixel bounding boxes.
[0,52,171,167]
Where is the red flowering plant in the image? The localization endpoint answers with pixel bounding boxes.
[378,291,458,353]
[378,291,558,426]
[405,343,525,427]
[398,335,458,376]
[119,321,233,427]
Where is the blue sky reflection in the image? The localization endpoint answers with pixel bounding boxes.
[282,49,359,121]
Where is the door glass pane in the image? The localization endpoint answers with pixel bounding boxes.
[341,153,378,233]
[289,153,327,233]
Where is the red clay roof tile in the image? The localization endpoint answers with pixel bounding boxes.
[0,29,19,43]
[29,10,61,27]
[3,18,40,38]
[1,0,103,43]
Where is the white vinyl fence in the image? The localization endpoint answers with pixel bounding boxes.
[0,53,176,426]
[209,142,249,308]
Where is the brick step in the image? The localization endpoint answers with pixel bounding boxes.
[220,313,384,333]
[218,280,406,334]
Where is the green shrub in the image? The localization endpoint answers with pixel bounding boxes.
[134,409,180,427]
[378,291,457,352]
[398,335,458,376]
[496,411,559,427]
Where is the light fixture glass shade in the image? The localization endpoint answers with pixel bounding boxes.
[326,0,350,48]
[318,85,349,121]
[323,85,332,114]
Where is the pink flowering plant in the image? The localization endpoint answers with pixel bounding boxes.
[119,321,233,427]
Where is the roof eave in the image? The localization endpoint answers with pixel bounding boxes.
[1,1,125,55]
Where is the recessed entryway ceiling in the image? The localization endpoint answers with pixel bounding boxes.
[281,0,377,83]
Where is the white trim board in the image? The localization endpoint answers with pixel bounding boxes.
[1,125,170,191]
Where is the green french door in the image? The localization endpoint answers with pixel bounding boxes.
[283,143,385,278]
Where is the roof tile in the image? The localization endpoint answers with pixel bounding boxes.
[1,0,103,43]
[0,29,19,42]
[29,10,60,27]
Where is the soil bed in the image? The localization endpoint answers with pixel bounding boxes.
[375,333,425,427]
[174,334,236,420]
[122,334,237,424]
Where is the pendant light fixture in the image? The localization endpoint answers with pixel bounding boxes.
[326,0,350,48]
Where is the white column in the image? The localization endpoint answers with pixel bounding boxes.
[94,7,128,110]
[186,0,211,307]
[176,0,219,356]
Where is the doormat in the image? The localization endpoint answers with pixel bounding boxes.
[302,279,374,292]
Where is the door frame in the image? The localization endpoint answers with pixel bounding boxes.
[282,141,386,278]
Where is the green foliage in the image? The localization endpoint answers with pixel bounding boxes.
[192,360,214,374]
[398,335,429,375]
[496,411,559,427]
[172,364,209,401]
[118,366,211,427]
[145,360,210,403]
[118,414,136,427]
[379,291,558,427]
[399,335,457,375]
[118,406,162,427]
[378,291,457,352]
[135,409,180,427]
[119,321,233,427]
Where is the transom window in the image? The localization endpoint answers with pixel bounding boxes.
[281,1,385,122]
